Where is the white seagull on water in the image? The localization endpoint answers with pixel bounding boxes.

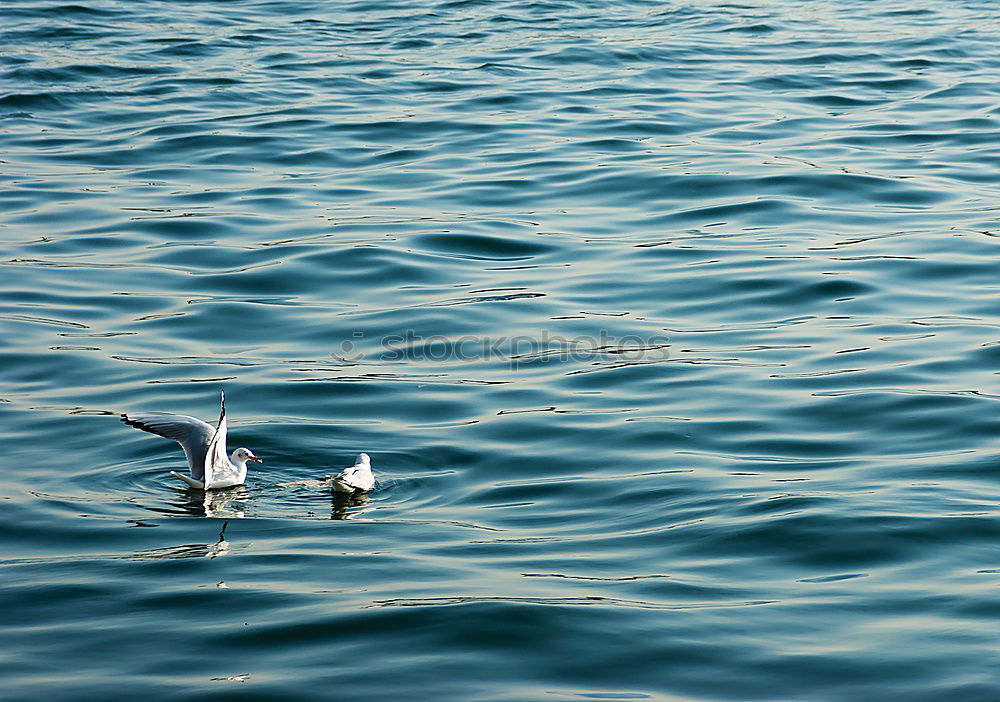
[330,453,375,493]
[121,391,261,490]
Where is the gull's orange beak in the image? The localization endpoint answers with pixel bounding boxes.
[249,455,263,463]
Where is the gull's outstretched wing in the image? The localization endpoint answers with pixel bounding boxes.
[122,411,215,480]
[203,391,232,488]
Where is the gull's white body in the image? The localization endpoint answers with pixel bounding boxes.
[121,391,260,490]
[331,453,375,493]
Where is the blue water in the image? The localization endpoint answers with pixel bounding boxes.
[4,0,1000,699]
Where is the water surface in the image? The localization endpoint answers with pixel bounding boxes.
[4,1,1000,700]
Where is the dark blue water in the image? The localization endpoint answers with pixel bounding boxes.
[4,0,1000,699]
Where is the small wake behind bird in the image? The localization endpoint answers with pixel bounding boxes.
[121,391,261,490]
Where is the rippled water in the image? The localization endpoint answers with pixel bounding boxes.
[4,0,1000,699]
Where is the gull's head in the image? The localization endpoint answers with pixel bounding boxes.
[233,447,262,465]
[357,453,371,466]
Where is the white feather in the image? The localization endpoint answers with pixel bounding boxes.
[331,453,375,493]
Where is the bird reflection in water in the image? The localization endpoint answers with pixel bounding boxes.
[278,477,376,520]
[202,488,249,519]
[166,486,250,519]
[331,490,373,520]
[129,520,232,560]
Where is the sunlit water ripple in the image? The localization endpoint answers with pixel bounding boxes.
[3,0,1000,699]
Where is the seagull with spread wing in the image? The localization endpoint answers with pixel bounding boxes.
[121,391,261,490]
